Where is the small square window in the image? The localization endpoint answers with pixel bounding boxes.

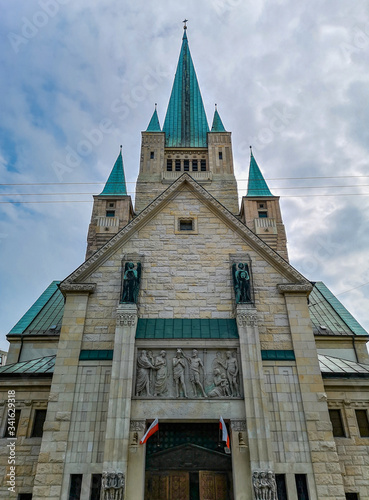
[258,211,268,218]
[329,409,345,437]
[167,159,173,171]
[345,494,359,500]
[200,159,206,171]
[184,160,189,171]
[258,202,265,209]
[175,160,181,171]
[108,202,115,208]
[31,409,47,438]
[4,409,20,438]
[150,151,154,159]
[192,160,198,171]
[179,219,193,231]
[356,409,369,437]
[219,151,223,160]
[18,495,33,500]
[106,210,115,217]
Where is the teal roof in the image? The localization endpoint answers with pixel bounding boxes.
[136,318,238,339]
[99,148,127,196]
[0,355,55,376]
[211,108,226,132]
[146,107,161,132]
[162,29,209,147]
[319,354,369,378]
[9,281,63,335]
[246,152,274,197]
[309,282,368,336]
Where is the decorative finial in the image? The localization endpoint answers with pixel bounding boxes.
[120,145,123,152]
[183,19,188,29]
[155,103,157,110]
[250,145,253,156]
[215,103,217,110]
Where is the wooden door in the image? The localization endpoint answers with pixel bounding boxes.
[199,471,229,500]
[145,471,189,500]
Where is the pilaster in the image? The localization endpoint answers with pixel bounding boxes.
[101,303,138,497]
[32,290,91,500]
[236,305,273,471]
[280,286,346,500]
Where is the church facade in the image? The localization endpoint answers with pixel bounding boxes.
[1,26,369,500]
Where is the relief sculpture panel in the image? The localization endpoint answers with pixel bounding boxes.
[134,348,242,399]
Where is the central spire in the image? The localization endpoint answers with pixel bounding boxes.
[162,26,209,147]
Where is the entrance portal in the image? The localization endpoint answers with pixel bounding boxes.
[144,423,233,500]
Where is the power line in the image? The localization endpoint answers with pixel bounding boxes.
[1,174,369,187]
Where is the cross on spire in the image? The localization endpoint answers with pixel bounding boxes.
[183,19,188,29]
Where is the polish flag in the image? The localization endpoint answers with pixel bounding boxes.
[140,418,159,445]
[219,416,230,449]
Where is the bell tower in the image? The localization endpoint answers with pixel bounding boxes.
[134,26,239,214]
[86,146,134,259]
[240,149,289,261]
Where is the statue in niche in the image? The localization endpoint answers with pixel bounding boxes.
[121,262,141,303]
[173,349,188,398]
[267,471,277,500]
[232,262,252,303]
[136,350,158,397]
[208,368,231,398]
[101,471,125,500]
[154,350,168,396]
[215,351,240,397]
[182,349,207,398]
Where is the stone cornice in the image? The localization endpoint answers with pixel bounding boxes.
[59,283,96,294]
[277,283,313,295]
[61,174,311,286]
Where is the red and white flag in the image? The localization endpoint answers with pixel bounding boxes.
[140,418,159,445]
[219,416,230,449]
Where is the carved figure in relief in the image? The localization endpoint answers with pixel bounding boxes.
[208,368,231,398]
[173,349,188,398]
[267,471,277,500]
[101,471,125,500]
[136,350,157,396]
[183,349,207,397]
[232,262,251,303]
[253,471,262,500]
[121,262,141,303]
[219,351,240,397]
[154,350,168,396]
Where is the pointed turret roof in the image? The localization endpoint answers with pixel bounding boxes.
[146,105,161,132]
[99,147,127,196]
[162,27,209,147]
[246,149,273,197]
[211,106,226,132]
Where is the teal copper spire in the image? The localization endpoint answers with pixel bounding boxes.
[246,147,273,197]
[99,146,127,196]
[146,104,161,132]
[162,24,209,147]
[211,105,226,132]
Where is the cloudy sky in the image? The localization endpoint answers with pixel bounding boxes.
[1,0,369,352]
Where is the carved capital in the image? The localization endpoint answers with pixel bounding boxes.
[230,420,246,431]
[130,420,146,432]
[117,314,136,327]
[237,313,258,327]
